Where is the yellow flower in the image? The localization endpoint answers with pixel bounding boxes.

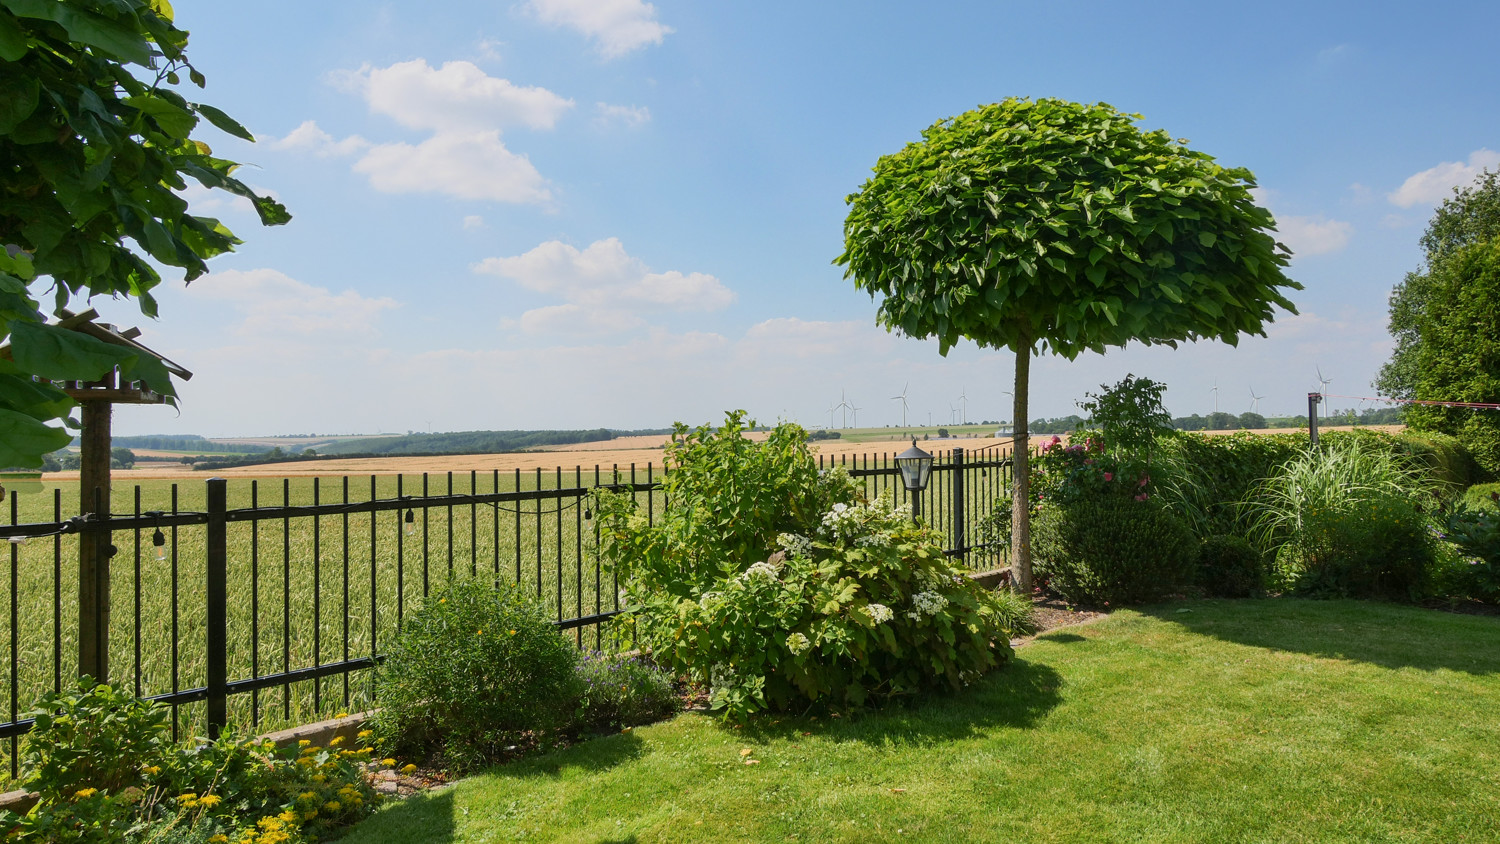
[324,800,342,812]
[141,765,161,776]
[278,809,299,823]
[509,629,517,635]
[298,791,318,803]
[73,787,98,799]
[357,729,373,739]
[383,758,398,767]
[297,739,311,748]
[304,809,319,820]
[400,763,418,774]
[477,629,483,635]
[198,794,222,808]
[257,815,284,830]
[209,836,229,844]
[329,735,345,746]
[336,711,349,718]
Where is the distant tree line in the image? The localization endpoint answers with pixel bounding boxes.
[317,429,619,456]
[108,435,273,454]
[1026,405,1404,436]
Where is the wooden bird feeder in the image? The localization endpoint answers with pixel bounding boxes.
[16,309,192,683]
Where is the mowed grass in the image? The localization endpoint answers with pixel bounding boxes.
[343,599,1500,843]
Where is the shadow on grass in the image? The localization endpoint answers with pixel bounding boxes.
[732,655,1063,747]
[1139,597,1500,675]
[1033,632,1087,644]
[484,730,647,779]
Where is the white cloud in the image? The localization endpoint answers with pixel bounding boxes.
[263,120,370,157]
[594,102,651,128]
[333,59,573,133]
[179,183,255,216]
[1275,214,1354,257]
[515,303,646,335]
[462,215,486,230]
[353,131,552,204]
[186,268,398,339]
[475,238,735,314]
[1388,149,1500,208]
[526,0,672,58]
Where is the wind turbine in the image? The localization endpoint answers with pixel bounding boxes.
[891,383,910,428]
[958,388,969,425]
[836,390,852,428]
[1248,386,1264,414]
[1315,366,1332,418]
[1210,381,1219,415]
[851,403,863,428]
[827,403,837,430]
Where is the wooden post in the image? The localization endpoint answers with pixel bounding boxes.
[77,390,113,685]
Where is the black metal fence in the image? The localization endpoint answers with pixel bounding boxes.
[0,445,1012,780]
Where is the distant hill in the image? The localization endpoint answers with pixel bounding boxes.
[316,429,622,456]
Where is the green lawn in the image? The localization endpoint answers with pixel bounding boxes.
[342,599,1500,843]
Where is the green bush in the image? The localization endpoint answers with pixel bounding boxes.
[1249,439,1436,601]
[574,652,679,733]
[0,679,377,843]
[598,412,1014,719]
[1462,482,1500,513]
[373,578,582,771]
[1435,505,1500,603]
[989,587,1037,637]
[1197,534,1264,598]
[1032,495,1198,606]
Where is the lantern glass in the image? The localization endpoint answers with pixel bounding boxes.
[895,439,934,492]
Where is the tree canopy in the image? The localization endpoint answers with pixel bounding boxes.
[837,97,1300,588]
[1403,235,1500,473]
[0,0,287,468]
[1377,169,1500,400]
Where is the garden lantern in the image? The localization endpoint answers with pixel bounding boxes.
[895,438,934,519]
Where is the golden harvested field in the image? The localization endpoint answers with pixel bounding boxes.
[54,424,1385,482]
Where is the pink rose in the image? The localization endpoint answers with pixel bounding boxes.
[1103,472,1113,482]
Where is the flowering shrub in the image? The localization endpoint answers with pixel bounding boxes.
[0,679,377,843]
[373,578,582,772]
[573,652,679,733]
[598,413,1014,719]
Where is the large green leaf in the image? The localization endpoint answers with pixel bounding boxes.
[0,10,29,60]
[123,93,196,138]
[9,320,137,382]
[191,102,253,141]
[0,408,71,469]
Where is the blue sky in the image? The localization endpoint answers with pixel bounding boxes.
[102,0,1500,436]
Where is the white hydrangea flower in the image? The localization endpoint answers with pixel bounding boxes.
[698,591,720,609]
[864,603,894,624]
[740,561,781,582]
[785,632,811,655]
[854,532,891,548]
[709,663,735,691]
[912,590,949,616]
[776,532,814,558]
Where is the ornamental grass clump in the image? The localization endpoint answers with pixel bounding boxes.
[597,412,1014,719]
[1248,439,1436,601]
[372,578,582,772]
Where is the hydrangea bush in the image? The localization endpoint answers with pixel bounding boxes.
[597,412,1015,718]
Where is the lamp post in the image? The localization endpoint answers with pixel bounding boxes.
[895,438,934,520]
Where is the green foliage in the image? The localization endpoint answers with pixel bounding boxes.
[1248,439,1435,601]
[836,97,1298,359]
[14,678,168,798]
[373,578,582,772]
[573,652,679,734]
[1403,237,1500,473]
[1378,168,1500,400]
[1196,534,1264,598]
[0,678,376,842]
[1436,505,1500,603]
[1032,495,1198,606]
[988,587,1037,637]
[0,0,287,470]
[598,413,1014,719]
[1153,431,1306,538]
[1077,375,1173,471]
[1462,482,1500,513]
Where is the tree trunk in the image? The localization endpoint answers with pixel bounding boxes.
[1010,342,1032,592]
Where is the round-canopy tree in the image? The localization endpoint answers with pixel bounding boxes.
[0,0,288,469]
[837,98,1299,590]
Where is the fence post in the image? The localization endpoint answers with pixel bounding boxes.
[951,447,966,566]
[1308,393,1321,447]
[206,477,228,738]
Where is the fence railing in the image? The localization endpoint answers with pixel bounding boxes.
[0,445,1012,780]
